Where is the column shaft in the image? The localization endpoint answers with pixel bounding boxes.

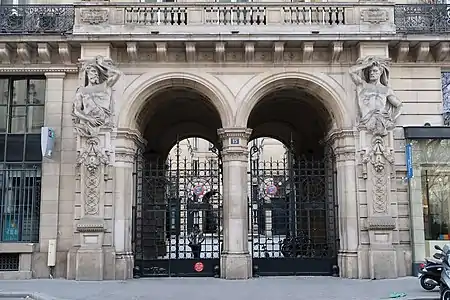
[218,127,252,279]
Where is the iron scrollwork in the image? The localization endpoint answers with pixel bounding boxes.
[394,4,450,34]
[0,5,74,34]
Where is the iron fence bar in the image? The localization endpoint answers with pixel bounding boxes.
[0,5,74,35]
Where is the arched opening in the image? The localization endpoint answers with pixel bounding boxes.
[246,87,338,276]
[132,86,223,278]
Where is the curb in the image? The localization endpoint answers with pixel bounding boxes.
[0,292,64,300]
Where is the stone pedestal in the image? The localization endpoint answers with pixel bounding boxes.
[71,133,112,281]
[218,127,253,280]
[360,130,397,279]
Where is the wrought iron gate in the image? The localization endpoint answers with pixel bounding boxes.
[132,142,222,277]
[248,143,338,276]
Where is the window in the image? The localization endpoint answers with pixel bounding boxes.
[0,76,44,243]
[193,159,199,177]
[192,137,198,151]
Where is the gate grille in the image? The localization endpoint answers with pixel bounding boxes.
[248,145,338,276]
[0,253,19,271]
[133,143,222,277]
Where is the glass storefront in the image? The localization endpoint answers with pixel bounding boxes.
[409,139,450,261]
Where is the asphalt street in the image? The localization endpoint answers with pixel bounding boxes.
[0,276,440,300]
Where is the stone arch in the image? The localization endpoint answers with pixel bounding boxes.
[235,71,351,129]
[118,71,234,131]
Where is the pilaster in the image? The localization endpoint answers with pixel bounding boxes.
[327,129,359,278]
[39,72,66,276]
[112,128,146,280]
[217,127,252,280]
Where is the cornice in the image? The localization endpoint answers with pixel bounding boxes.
[0,66,78,74]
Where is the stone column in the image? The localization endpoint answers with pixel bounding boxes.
[112,129,145,280]
[349,55,403,279]
[329,130,359,278]
[217,127,253,279]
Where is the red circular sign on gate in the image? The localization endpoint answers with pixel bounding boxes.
[194,262,204,272]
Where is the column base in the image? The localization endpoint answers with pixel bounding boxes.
[115,252,134,280]
[75,248,104,281]
[338,250,359,278]
[369,248,398,279]
[220,253,252,280]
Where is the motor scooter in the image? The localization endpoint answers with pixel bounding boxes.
[438,244,450,300]
[419,245,444,290]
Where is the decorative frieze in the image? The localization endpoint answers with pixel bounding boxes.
[395,42,409,63]
[126,42,138,63]
[215,42,226,63]
[58,43,73,64]
[245,42,255,63]
[0,43,11,64]
[17,43,31,64]
[302,42,314,63]
[330,42,343,63]
[37,43,52,64]
[414,42,430,62]
[155,42,168,62]
[273,42,284,64]
[434,42,450,62]
[80,8,109,25]
[185,42,196,63]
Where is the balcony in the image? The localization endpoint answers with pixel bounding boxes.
[0,3,447,37]
[0,5,74,35]
[395,4,450,34]
[73,2,396,37]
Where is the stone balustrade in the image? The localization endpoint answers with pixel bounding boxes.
[73,2,396,36]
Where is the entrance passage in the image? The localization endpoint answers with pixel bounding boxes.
[248,142,337,276]
[246,85,339,276]
[133,139,222,277]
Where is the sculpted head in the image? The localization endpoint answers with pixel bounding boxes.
[86,64,100,85]
[368,64,382,84]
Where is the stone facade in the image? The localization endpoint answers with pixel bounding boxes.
[0,0,447,281]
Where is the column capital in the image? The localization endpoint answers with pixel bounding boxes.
[217,127,252,144]
[44,72,66,79]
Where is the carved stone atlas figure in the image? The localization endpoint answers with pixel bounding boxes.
[349,56,403,137]
[72,55,121,137]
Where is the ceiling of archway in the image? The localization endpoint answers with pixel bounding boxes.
[248,88,333,157]
[138,88,222,158]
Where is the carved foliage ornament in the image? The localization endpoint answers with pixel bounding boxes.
[361,8,389,24]
[76,137,110,215]
[349,56,403,137]
[72,55,122,137]
[361,136,394,214]
[80,8,109,25]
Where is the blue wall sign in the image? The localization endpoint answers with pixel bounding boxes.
[405,143,414,179]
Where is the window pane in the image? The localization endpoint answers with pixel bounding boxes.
[12,80,27,105]
[28,79,45,105]
[10,106,26,133]
[0,135,4,161]
[0,79,9,105]
[27,106,44,133]
[25,134,41,162]
[0,106,6,133]
[5,134,24,162]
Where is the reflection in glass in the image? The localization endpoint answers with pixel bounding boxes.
[0,79,8,105]
[410,139,450,241]
[12,80,27,105]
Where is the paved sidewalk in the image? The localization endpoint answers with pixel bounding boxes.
[0,276,440,300]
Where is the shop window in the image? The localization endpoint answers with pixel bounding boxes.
[0,76,44,243]
[410,139,450,241]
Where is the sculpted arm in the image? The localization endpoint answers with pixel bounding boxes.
[387,88,403,120]
[95,56,121,87]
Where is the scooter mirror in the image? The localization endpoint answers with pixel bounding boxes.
[435,245,443,251]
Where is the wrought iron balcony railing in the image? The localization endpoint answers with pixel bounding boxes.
[0,5,74,35]
[395,4,450,34]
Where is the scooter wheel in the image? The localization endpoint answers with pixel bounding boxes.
[441,287,450,300]
[421,276,437,291]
